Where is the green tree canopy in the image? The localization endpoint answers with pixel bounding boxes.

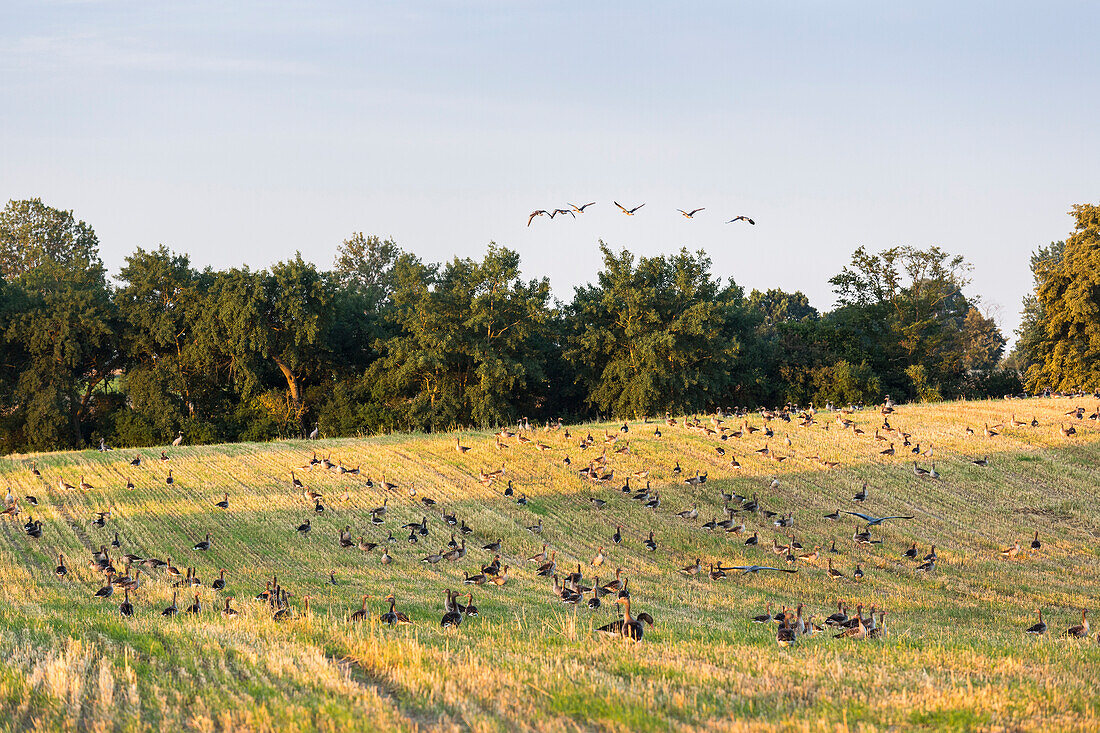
[1022,204,1100,391]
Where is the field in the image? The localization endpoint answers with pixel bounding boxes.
[2,398,1099,732]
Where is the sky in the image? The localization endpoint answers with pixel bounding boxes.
[2,1,1098,339]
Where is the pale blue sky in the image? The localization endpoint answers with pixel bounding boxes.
[3,2,1098,337]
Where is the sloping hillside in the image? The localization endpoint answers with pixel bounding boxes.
[2,398,1099,731]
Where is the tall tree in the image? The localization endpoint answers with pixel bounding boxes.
[370,244,551,430]
[1022,204,1100,390]
[1,200,115,448]
[566,243,753,417]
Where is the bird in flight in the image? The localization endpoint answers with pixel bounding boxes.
[569,202,596,213]
[727,216,755,225]
[678,208,705,218]
[550,208,575,219]
[729,565,798,575]
[614,201,645,215]
[845,511,915,526]
[527,210,549,227]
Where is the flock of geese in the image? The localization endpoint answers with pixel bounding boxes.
[526,201,755,226]
[2,398,1099,648]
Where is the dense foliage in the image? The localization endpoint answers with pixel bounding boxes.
[6,196,1089,452]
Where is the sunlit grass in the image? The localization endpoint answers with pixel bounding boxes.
[1,398,1099,730]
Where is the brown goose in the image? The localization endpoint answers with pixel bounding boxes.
[596,595,654,640]
[350,595,370,622]
[1065,609,1089,638]
[1025,610,1047,635]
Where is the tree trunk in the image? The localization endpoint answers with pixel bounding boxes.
[273,357,301,407]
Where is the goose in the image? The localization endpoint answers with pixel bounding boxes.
[913,462,930,477]
[776,617,798,646]
[528,544,548,563]
[853,564,865,580]
[569,202,596,213]
[602,568,625,591]
[587,583,602,610]
[215,493,229,509]
[222,598,239,619]
[441,605,463,628]
[903,542,918,559]
[1031,532,1041,550]
[593,547,606,567]
[752,602,774,624]
[92,511,110,528]
[834,615,867,640]
[613,201,645,215]
[489,566,510,586]
[350,595,370,622]
[1059,423,1077,437]
[162,592,179,616]
[380,549,392,565]
[26,520,43,538]
[1000,540,1020,559]
[212,569,227,591]
[1065,609,1089,638]
[744,531,759,546]
[536,551,557,577]
[727,216,755,225]
[380,595,412,625]
[95,575,116,598]
[852,483,868,502]
[827,558,845,580]
[464,594,478,617]
[455,437,470,454]
[644,532,657,552]
[971,456,989,467]
[824,508,840,521]
[193,533,212,551]
[119,588,134,617]
[730,565,797,575]
[708,564,729,581]
[58,477,76,491]
[680,558,702,576]
[421,549,444,564]
[825,601,848,626]
[296,519,312,535]
[867,610,888,639]
[442,540,466,562]
[55,553,68,577]
[481,538,502,553]
[527,519,542,534]
[612,526,623,544]
[675,503,698,521]
[165,470,173,485]
[32,461,41,475]
[1026,610,1047,635]
[79,476,94,491]
[24,494,38,506]
[916,558,936,573]
[596,595,654,641]
[846,511,914,526]
[527,210,549,226]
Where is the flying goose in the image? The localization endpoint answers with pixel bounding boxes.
[727,216,755,225]
[613,201,645,215]
[527,210,549,226]
[845,511,914,526]
[568,202,595,213]
[677,208,704,218]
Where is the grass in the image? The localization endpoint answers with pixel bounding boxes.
[1,398,1099,731]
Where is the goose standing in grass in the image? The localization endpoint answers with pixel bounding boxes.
[1000,540,1020,559]
[186,594,201,615]
[193,533,212,551]
[296,518,312,535]
[55,553,67,578]
[597,595,654,641]
[215,493,229,509]
[119,588,134,617]
[1031,532,1042,550]
[222,598,239,618]
[1026,610,1047,635]
[776,617,798,646]
[350,595,370,622]
[162,592,179,617]
[1065,610,1089,638]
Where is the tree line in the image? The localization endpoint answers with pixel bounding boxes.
[1,198,1094,452]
